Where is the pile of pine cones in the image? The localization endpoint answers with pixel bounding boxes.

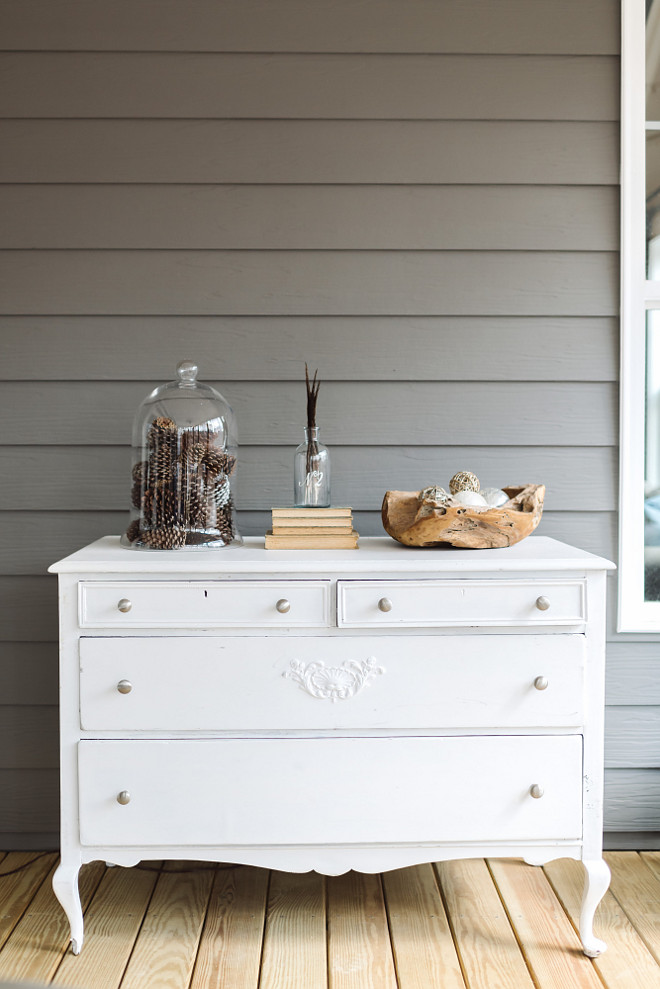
[124,416,236,549]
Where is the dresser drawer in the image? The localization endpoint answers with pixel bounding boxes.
[80,634,584,731]
[78,580,330,628]
[78,735,582,847]
[337,579,585,627]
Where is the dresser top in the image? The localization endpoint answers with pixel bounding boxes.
[49,535,615,574]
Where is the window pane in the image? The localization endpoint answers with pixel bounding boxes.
[648,0,660,118]
[645,309,660,600]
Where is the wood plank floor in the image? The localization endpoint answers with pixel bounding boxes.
[0,853,658,988]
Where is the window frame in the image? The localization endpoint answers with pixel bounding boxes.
[619,0,660,629]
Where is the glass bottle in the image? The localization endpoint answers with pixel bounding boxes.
[121,360,242,549]
[294,427,331,507]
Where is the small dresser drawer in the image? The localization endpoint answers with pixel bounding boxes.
[78,735,583,847]
[79,634,584,731]
[337,578,585,627]
[78,580,330,628]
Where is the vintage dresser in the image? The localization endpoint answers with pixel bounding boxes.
[49,535,614,955]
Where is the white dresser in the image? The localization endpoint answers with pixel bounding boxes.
[49,535,614,956]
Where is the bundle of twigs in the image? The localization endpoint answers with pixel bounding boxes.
[305,363,320,479]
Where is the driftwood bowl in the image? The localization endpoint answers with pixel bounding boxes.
[382,484,545,550]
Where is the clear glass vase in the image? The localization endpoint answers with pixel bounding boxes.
[294,427,331,507]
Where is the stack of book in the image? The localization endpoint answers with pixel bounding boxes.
[265,507,359,549]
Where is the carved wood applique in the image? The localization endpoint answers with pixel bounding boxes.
[283,656,385,702]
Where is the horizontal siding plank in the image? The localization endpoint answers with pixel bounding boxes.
[0,0,619,54]
[0,513,126,575]
[0,510,614,575]
[0,834,58,850]
[0,382,618,446]
[605,708,660,769]
[0,54,618,121]
[604,770,660,831]
[606,644,660,705]
[604,832,660,849]
[0,250,619,316]
[0,578,57,641]
[0,445,618,512]
[0,121,619,185]
[0,316,619,382]
[0,770,58,834]
[0,644,58,705]
[0,186,619,251]
[0,708,58,770]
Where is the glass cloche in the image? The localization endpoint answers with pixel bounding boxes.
[121,361,241,549]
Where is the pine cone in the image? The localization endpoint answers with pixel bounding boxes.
[150,415,177,436]
[181,437,209,468]
[209,474,231,509]
[150,443,175,481]
[141,525,186,550]
[124,519,141,543]
[131,481,142,509]
[132,460,149,484]
[153,485,179,525]
[214,501,235,543]
[180,476,208,526]
[202,450,236,477]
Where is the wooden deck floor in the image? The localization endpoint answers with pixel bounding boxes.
[0,853,658,988]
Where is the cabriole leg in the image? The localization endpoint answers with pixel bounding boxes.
[579,858,610,957]
[53,858,84,954]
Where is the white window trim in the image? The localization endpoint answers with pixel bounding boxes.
[619,0,660,629]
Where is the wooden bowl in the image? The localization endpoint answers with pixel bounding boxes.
[381,484,545,549]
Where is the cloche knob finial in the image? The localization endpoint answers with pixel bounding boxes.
[176,360,198,386]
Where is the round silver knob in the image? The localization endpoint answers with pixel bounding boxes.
[535,596,550,612]
[116,791,131,805]
[276,599,291,614]
[378,597,393,613]
[117,679,133,694]
[533,676,549,691]
[529,784,544,799]
[117,598,132,613]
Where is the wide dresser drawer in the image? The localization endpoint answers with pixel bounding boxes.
[338,578,585,627]
[79,634,584,731]
[78,735,583,847]
[79,580,330,628]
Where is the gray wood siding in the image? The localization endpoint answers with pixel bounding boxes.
[1,0,654,848]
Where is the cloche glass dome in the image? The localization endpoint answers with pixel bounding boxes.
[121,361,241,549]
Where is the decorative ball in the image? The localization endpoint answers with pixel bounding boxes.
[449,471,480,495]
[480,487,509,508]
[419,485,450,506]
[452,490,488,507]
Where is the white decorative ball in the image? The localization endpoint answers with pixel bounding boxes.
[449,471,480,495]
[452,490,488,507]
[480,487,509,508]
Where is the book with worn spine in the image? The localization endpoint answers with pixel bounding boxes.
[265,529,359,549]
[267,507,358,548]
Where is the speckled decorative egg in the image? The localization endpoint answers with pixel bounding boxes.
[419,485,450,506]
[449,471,480,495]
[480,487,509,508]
[452,490,488,507]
